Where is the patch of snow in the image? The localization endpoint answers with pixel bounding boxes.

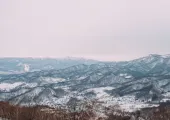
[119,73,125,77]
[120,103,158,112]
[162,54,170,58]
[41,77,66,83]
[98,95,158,112]
[125,76,132,79]
[85,87,114,98]
[23,83,38,88]
[97,73,102,76]
[161,98,170,102]
[0,82,24,91]
[0,71,23,75]
[132,84,144,90]
[77,76,86,80]
[163,92,170,97]
[119,73,132,79]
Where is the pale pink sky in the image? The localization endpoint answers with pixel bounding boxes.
[0,0,170,61]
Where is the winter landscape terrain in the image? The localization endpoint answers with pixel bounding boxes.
[1,54,170,115]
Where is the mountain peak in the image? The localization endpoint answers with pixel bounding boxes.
[148,54,161,57]
[147,54,170,59]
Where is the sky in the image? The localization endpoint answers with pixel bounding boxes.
[0,0,170,61]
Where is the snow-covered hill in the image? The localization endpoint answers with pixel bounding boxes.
[1,54,170,111]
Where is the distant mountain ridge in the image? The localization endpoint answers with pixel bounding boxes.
[0,57,99,74]
[1,54,170,111]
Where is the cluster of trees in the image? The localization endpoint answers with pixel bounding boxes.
[1,101,170,120]
[0,101,96,120]
[138,102,170,120]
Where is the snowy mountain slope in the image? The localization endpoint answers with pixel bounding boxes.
[1,54,170,111]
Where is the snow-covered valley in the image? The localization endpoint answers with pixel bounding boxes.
[1,54,170,112]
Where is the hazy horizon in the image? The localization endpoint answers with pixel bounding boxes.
[1,0,170,61]
[0,54,169,62]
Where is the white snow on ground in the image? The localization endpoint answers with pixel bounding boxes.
[0,71,23,75]
[41,77,66,83]
[0,81,159,112]
[161,98,170,102]
[161,92,170,102]
[0,82,24,91]
[54,86,70,90]
[119,73,132,79]
[119,74,125,77]
[77,76,86,80]
[82,91,159,112]
[98,95,158,112]
[120,103,158,112]
[125,76,132,79]
[97,73,102,76]
[52,95,71,106]
[162,92,170,97]
[85,87,114,98]
[23,83,38,88]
